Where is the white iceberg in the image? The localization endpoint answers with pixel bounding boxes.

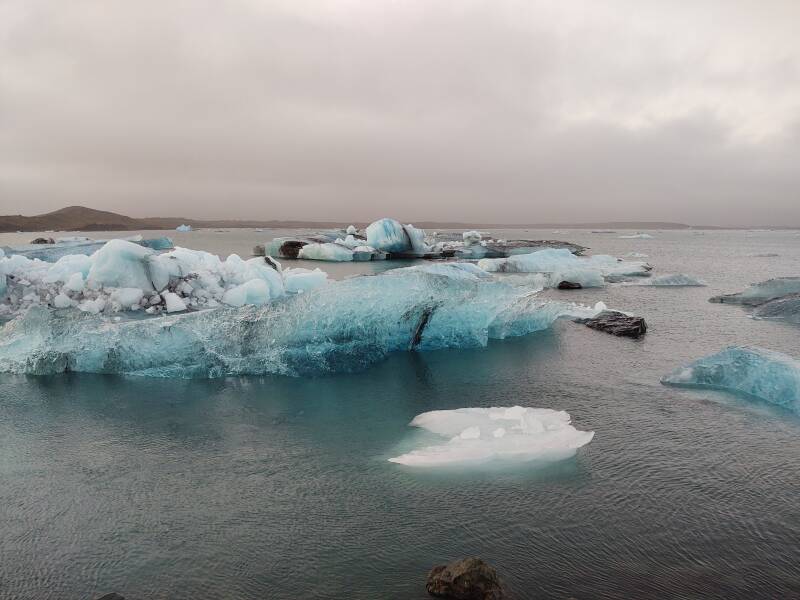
[619,232,654,239]
[661,347,800,413]
[389,406,594,467]
[0,263,607,377]
[175,224,192,232]
[298,242,354,262]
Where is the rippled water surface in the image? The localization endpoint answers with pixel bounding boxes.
[2,228,800,599]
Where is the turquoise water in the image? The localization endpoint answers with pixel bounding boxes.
[2,229,800,599]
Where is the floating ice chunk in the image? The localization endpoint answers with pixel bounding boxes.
[42,254,92,284]
[478,248,650,281]
[627,274,706,287]
[710,277,800,306]
[162,292,187,313]
[334,235,362,249]
[346,225,358,235]
[462,230,482,246]
[109,287,145,310]
[298,243,354,262]
[624,252,649,258]
[403,224,431,255]
[619,233,654,239]
[56,236,91,243]
[283,268,328,294]
[78,297,106,314]
[53,293,74,308]
[366,218,410,252]
[388,406,594,467]
[661,347,800,413]
[175,224,192,232]
[222,279,270,307]
[88,239,158,291]
[752,294,800,324]
[0,263,607,377]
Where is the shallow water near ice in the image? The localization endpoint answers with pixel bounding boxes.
[2,228,800,599]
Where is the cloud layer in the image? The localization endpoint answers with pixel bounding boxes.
[1,0,799,224]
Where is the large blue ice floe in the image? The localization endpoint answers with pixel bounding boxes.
[0,263,605,378]
[661,346,800,413]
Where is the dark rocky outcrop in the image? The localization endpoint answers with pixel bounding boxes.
[557,280,582,290]
[578,310,647,338]
[30,237,55,244]
[426,557,504,600]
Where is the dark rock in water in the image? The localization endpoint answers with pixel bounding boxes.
[278,239,308,259]
[30,237,55,244]
[426,557,504,600]
[94,594,125,600]
[557,280,582,290]
[578,310,647,338]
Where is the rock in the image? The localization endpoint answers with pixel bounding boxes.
[94,594,125,600]
[557,280,582,290]
[578,310,647,338]
[426,557,504,600]
[30,237,55,244]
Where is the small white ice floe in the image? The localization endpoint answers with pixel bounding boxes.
[389,406,594,467]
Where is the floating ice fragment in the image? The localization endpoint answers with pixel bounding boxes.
[389,406,594,467]
[661,347,800,413]
[709,277,800,305]
[175,224,192,232]
[619,233,654,239]
[366,218,410,252]
[752,294,800,324]
[298,243,354,262]
[626,274,706,287]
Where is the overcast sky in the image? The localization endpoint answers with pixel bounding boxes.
[1,0,799,225]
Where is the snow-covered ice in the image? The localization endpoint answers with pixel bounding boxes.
[388,406,594,467]
[298,242,354,262]
[0,239,328,318]
[661,347,800,413]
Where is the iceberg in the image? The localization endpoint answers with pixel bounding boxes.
[661,347,800,413]
[752,294,800,324]
[298,242,354,262]
[175,224,192,232]
[477,248,651,283]
[388,406,594,467]
[366,218,411,253]
[0,263,607,377]
[0,236,174,263]
[626,274,705,287]
[709,277,800,305]
[619,232,654,239]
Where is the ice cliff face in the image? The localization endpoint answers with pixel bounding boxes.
[0,263,605,378]
[662,347,800,413]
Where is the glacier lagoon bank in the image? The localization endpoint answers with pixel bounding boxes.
[0,262,607,378]
[661,347,800,413]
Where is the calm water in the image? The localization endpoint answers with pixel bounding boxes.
[1,228,800,599]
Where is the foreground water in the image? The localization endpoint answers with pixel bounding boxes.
[2,228,800,599]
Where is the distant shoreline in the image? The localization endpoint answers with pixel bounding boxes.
[1,206,798,233]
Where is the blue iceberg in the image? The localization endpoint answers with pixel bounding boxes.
[0,263,605,378]
[661,346,800,413]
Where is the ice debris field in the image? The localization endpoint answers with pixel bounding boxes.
[389,406,594,467]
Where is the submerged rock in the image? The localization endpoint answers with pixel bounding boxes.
[557,280,582,289]
[577,310,647,338]
[426,557,504,600]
